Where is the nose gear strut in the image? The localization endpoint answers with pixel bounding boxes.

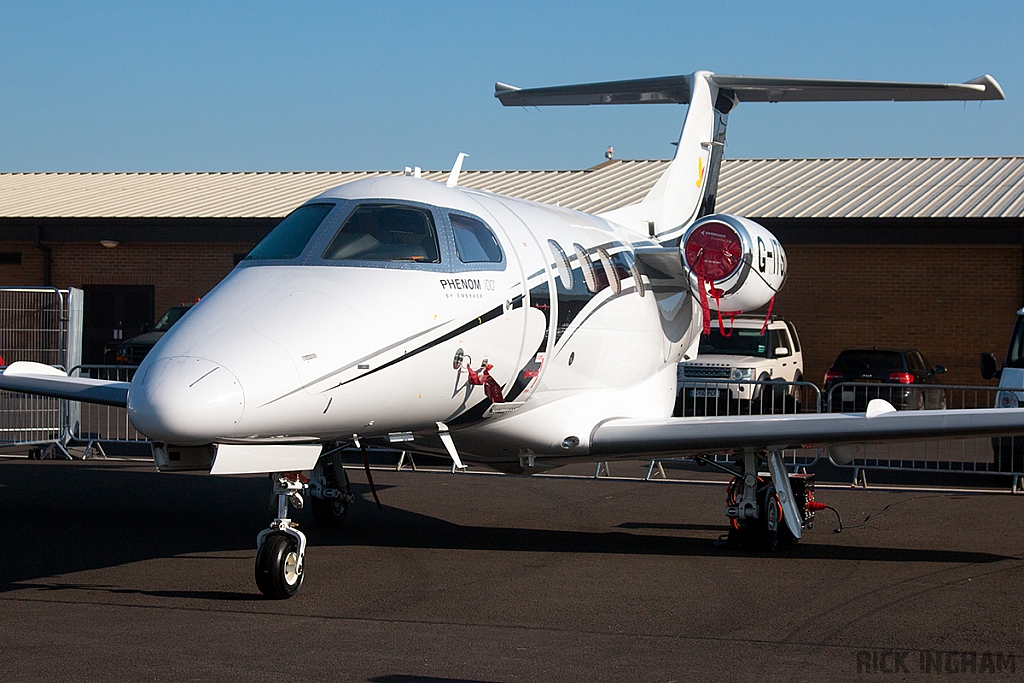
[255,472,308,599]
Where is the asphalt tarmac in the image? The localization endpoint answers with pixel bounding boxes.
[1,456,1023,683]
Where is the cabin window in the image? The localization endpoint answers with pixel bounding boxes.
[322,204,440,263]
[548,240,573,290]
[614,250,643,297]
[451,213,503,263]
[597,247,620,294]
[573,243,598,293]
[244,203,335,261]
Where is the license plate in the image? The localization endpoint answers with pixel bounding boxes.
[689,388,718,398]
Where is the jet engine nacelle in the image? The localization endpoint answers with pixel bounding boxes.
[681,214,787,313]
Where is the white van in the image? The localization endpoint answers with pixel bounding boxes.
[980,307,1024,471]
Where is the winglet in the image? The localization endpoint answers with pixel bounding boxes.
[966,74,1005,100]
[494,82,520,98]
[865,399,897,418]
[446,152,469,187]
[4,361,66,377]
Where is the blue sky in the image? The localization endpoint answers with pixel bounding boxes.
[0,1,1021,172]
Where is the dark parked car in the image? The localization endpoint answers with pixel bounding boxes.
[824,349,947,412]
[105,304,193,365]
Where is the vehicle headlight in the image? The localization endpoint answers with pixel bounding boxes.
[732,368,755,381]
[998,391,1020,408]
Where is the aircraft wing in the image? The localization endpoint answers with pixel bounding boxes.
[495,74,1004,106]
[589,404,1024,464]
[0,362,129,407]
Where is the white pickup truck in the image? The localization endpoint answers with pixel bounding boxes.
[676,315,804,416]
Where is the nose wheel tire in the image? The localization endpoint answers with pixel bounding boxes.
[255,531,303,599]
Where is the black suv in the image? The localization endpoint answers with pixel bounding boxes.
[824,349,947,412]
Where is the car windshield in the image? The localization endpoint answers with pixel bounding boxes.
[152,306,190,332]
[698,329,769,357]
[833,350,904,371]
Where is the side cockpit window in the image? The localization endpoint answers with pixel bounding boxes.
[244,203,335,261]
[451,214,503,263]
[322,204,440,263]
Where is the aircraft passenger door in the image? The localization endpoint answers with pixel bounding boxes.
[465,199,553,405]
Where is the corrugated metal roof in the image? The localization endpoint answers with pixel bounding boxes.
[0,157,1022,220]
[717,157,1024,219]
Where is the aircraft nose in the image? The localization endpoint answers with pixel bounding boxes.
[128,356,245,444]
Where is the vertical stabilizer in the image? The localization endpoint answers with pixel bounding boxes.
[601,72,726,241]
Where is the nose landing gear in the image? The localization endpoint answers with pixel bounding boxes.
[255,473,307,599]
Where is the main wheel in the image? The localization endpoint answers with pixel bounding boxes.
[310,454,353,527]
[255,532,303,599]
[753,485,780,551]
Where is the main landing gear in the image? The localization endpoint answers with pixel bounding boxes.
[701,451,815,550]
[309,449,355,527]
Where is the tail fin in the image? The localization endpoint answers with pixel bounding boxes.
[495,71,1003,242]
[600,71,728,240]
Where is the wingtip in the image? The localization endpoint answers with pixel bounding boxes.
[966,74,1006,100]
[494,81,520,96]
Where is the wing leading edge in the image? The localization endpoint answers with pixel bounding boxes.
[590,405,1024,464]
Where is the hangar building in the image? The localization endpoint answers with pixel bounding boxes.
[0,156,1022,386]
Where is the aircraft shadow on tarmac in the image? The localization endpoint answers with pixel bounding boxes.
[0,461,1013,593]
[370,677,500,683]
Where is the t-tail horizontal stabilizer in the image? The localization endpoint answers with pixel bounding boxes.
[495,71,1005,241]
[494,73,1004,107]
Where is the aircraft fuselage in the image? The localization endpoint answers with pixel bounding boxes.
[127,176,699,467]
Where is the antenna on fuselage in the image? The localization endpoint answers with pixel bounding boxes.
[446,152,469,187]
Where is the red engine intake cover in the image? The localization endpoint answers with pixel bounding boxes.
[683,221,741,281]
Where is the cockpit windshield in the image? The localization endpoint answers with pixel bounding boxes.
[244,203,335,261]
[322,204,440,263]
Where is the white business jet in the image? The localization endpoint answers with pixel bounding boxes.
[0,70,1013,599]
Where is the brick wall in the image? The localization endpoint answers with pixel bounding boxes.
[0,239,1019,390]
[771,245,1023,388]
[0,241,252,317]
